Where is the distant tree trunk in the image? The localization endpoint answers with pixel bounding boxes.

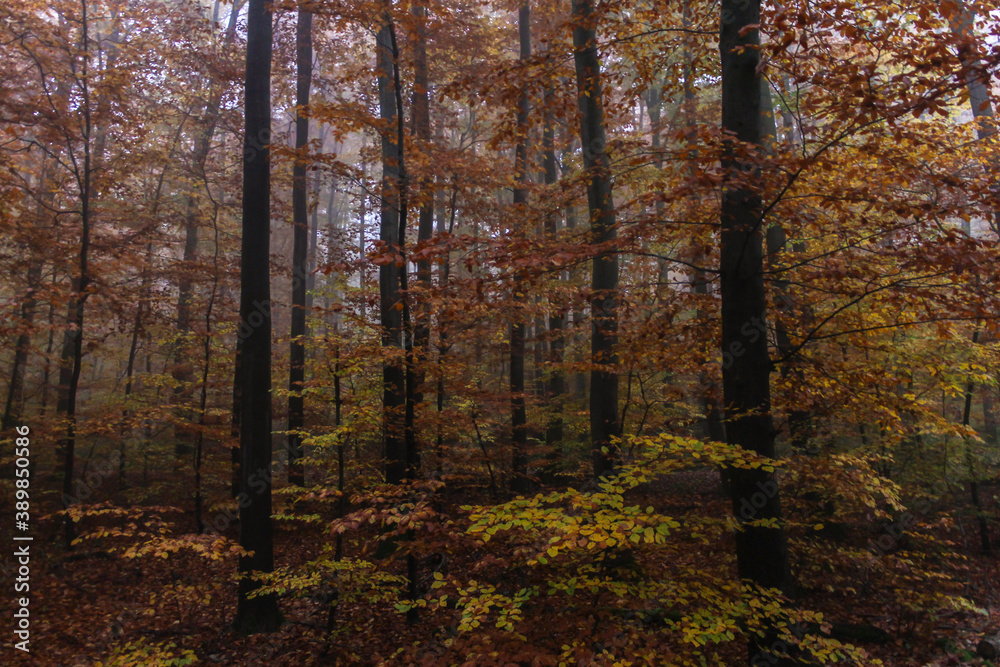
[410,0,434,378]
[358,156,368,323]
[121,244,151,490]
[984,389,999,446]
[962,330,991,554]
[4,263,42,433]
[287,7,312,487]
[952,1,995,556]
[230,338,242,499]
[233,0,281,634]
[4,164,52,433]
[378,6,408,486]
[951,1,996,237]
[509,1,531,493]
[172,193,199,465]
[951,1,995,143]
[403,0,435,484]
[435,178,459,471]
[57,0,95,551]
[541,85,564,480]
[719,0,794,663]
[123,134,182,489]
[571,0,620,477]
[675,20,726,450]
[642,77,668,294]
[38,278,57,418]
[181,2,242,472]
[761,80,811,451]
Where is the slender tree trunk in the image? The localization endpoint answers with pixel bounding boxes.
[177,0,244,467]
[984,389,999,447]
[571,0,620,477]
[962,330,991,554]
[287,7,313,486]
[761,81,811,452]
[509,1,532,493]
[4,163,52,432]
[378,7,408,485]
[233,0,281,634]
[435,178,459,472]
[4,262,42,433]
[39,280,56,418]
[57,0,95,550]
[173,195,199,464]
[121,243,150,491]
[719,0,794,662]
[952,1,994,556]
[541,86,564,480]
[410,0,435,396]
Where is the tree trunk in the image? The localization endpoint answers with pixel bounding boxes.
[571,0,620,477]
[761,81,811,452]
[181,2,243,474]
[57,0,95,551]
[719,0,795,662]
[4,262,42,433]
[541,85,564,480]
[287,7,312,486]
[410,0,435,386]
[509,1,531,493]
[378,6,408,485]
[233,0,281,634]
[962,330,991,554]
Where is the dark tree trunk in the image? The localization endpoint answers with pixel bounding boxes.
[962,330,991,554]
[233,0,281,634]
[571,0,620,478]
[509,1,531,493]
[173,195,199,465]
[410,0,435,377]
[57,0,95,551]
[38,277,56,417]
[4,262,42,433]
[287,8,312,486]
[378,7,407,485]
[719,0,795,662]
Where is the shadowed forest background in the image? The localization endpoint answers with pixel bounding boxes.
[4,0,1000,664]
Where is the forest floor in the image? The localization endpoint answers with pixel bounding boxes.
[6,468,1000,666]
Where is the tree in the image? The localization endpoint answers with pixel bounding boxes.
[718,0,793,661]
[509,0,532,493]
[571,0,621,477]
[233,0,281,634]
[378,3,411,485]
[287,2,313,487]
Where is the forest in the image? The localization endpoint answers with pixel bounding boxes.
[3,0,1000,664]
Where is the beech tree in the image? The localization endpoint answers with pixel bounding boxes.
[571,0,621,477]
[234,0,281,634]
[287,2,313,486]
